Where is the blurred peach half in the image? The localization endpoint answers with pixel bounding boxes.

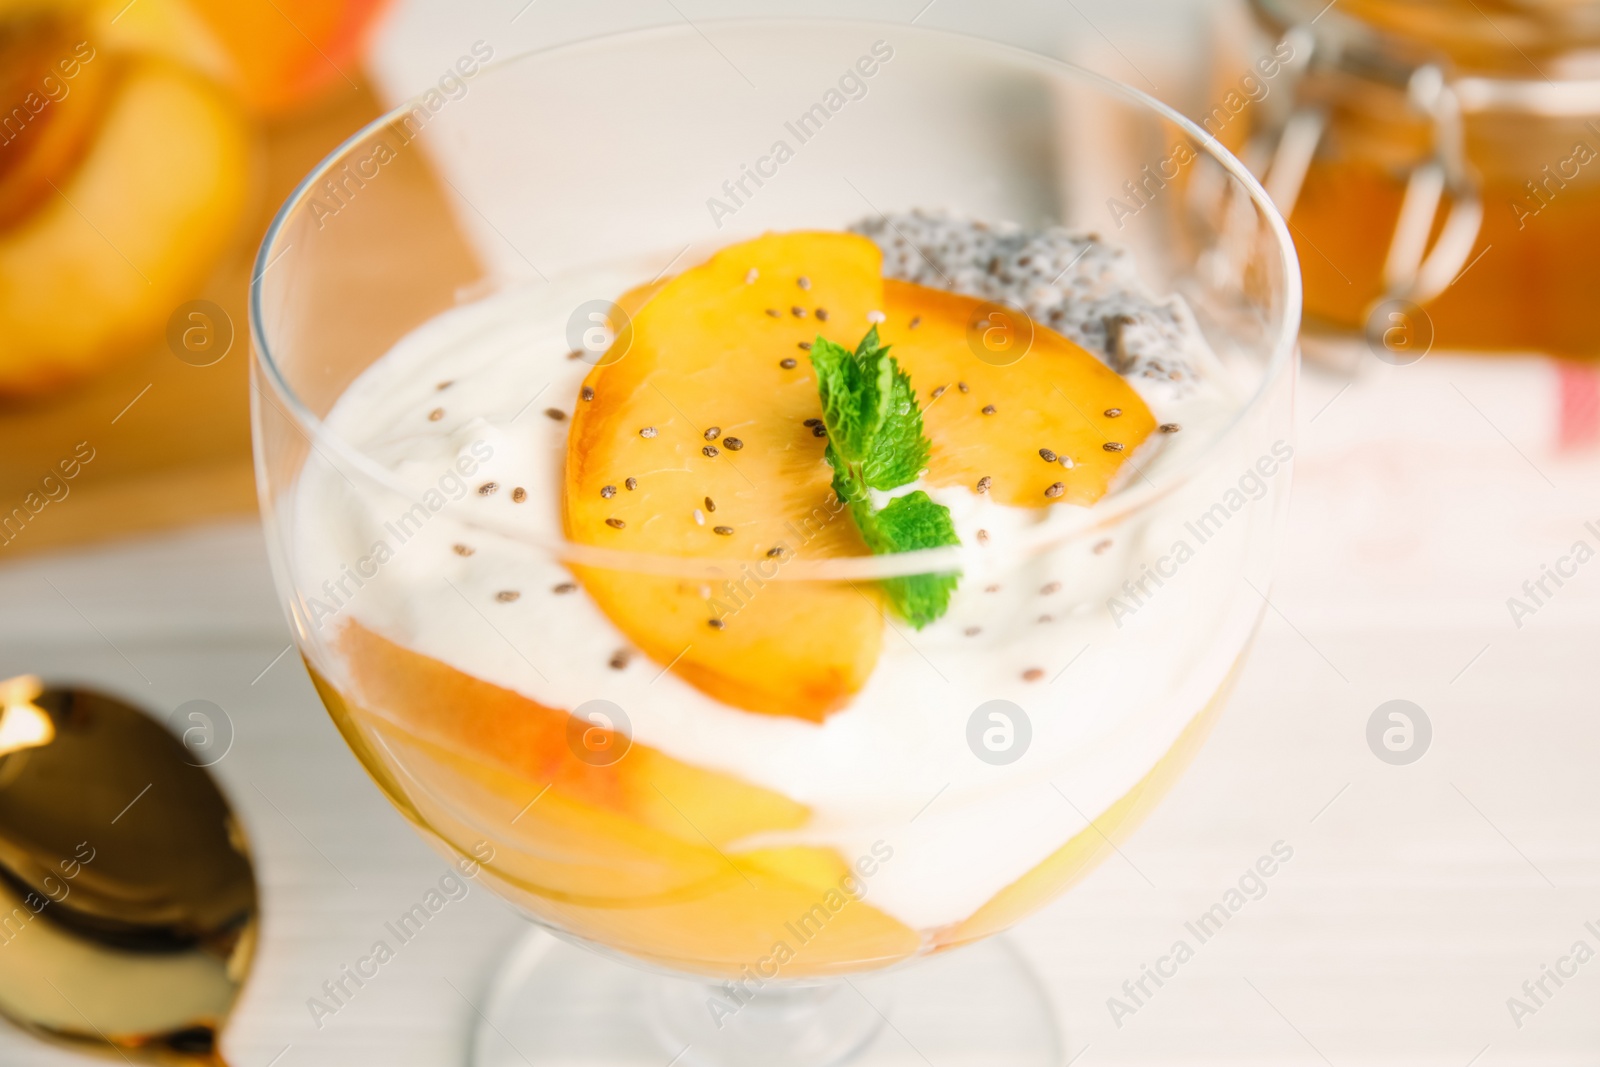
[92,0,393,117]
[0,0,391,397]
[0,32,252,396]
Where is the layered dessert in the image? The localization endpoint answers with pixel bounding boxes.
[293,213,1272,977]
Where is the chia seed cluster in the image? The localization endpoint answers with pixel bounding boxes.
[850,210,1200,392]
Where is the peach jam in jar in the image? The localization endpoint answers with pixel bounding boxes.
[1238,0,1600,356]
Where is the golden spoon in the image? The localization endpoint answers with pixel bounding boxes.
[0,676,258,1066]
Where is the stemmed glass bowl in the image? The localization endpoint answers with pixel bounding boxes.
[251,19,1299,1066]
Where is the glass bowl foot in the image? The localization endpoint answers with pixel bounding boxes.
[470,928,1063,1066]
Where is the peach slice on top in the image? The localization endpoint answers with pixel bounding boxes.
[565,231,889,723]
[881,281,1157,507]
[566,232,1157,721]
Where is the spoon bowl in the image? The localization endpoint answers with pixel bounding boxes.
[0,676,257,1066]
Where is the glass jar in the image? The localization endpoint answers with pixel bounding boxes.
[1236,0,1600,356]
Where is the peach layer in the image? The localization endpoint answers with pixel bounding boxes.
[311,622,1234,978]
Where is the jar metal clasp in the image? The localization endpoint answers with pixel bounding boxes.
[1250,35,1485,309]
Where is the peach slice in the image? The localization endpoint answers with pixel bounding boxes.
[319,623,921,976]
[331,621,809,847]
[0,57,251,395]
[882,280,1157,508]
[566,235,1158,720]
[565,232,890,723]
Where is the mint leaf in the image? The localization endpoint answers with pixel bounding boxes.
[862,351,929,490]
[810,327,960,628]
[857,492,961,628]
[810,331,892,466]
[864,491,960,552]
[812,328,929,489]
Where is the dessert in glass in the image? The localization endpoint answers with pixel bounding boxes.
[251,21,1299,1066]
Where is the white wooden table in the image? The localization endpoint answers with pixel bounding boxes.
[4,352,1599,1066]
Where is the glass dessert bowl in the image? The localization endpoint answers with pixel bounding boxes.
[251,21,1299,1066]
